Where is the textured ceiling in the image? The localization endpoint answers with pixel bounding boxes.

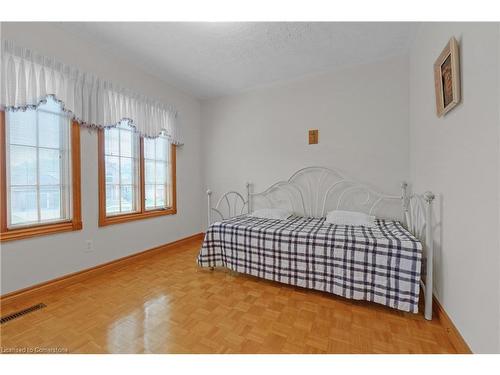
[57,22,418,99]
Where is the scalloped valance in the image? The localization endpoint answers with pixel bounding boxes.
[0,40,182,144]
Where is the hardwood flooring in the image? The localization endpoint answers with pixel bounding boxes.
[0,237,458,354]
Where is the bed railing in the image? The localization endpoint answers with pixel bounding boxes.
[401,182,435,320]
[206,182,251,224]
[206,167,435,320]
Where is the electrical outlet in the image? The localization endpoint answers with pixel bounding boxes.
[84,240,93,252]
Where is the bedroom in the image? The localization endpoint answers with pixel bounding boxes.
[1,0,500,372]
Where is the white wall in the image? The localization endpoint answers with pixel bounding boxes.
[409,22,500,353]
[201,55,410,229]
[0,23,203,294]
[498,22,500,353]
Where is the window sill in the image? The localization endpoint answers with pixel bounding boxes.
[99,208,177,227]
[0,220,83,242]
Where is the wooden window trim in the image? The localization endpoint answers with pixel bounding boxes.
[98,129,177,227]
[0,112,82,242]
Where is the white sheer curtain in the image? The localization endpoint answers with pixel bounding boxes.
[0,40,182,144]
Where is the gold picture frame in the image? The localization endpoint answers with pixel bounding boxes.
[434,37,461,117]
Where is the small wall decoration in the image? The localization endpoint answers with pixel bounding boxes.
[434,37,461,117]
[308,129,318,144]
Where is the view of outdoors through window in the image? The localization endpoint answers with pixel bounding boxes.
[144,135,170,210]
[6,97,71,227]
[104,121,140,215]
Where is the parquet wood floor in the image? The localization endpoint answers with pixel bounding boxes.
[0,237,458,354]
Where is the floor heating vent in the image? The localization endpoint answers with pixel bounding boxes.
[0,303,47,324]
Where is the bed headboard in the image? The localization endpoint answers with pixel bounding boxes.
[207,167,432,223]
[249,167,403,219]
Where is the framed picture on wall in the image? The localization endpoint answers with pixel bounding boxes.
[434,37,461,117]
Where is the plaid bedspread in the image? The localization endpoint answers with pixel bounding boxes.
[198,215,422,313]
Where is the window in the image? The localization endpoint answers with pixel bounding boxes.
[0,97,82,241]
[104,122,140,216]
[98,124,176,226]
[144,136,172,210]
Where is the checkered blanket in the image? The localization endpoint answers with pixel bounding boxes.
[198,215,422,313]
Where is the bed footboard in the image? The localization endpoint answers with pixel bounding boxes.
[207,182,251,225]
[402,183,435,320]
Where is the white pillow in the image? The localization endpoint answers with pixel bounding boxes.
[325,210,376,227]
[251,208,292,220]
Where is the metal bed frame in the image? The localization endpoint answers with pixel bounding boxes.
[206,166,435,320]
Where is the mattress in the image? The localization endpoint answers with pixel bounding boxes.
[197,215,422,313]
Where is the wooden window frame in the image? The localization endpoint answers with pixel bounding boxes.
[0,111,82,242]
[98,129,177,227]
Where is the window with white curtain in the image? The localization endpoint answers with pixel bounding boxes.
[1,40,178,238]
[5,97,72,228]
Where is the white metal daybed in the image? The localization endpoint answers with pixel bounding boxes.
[198,167,435,320]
